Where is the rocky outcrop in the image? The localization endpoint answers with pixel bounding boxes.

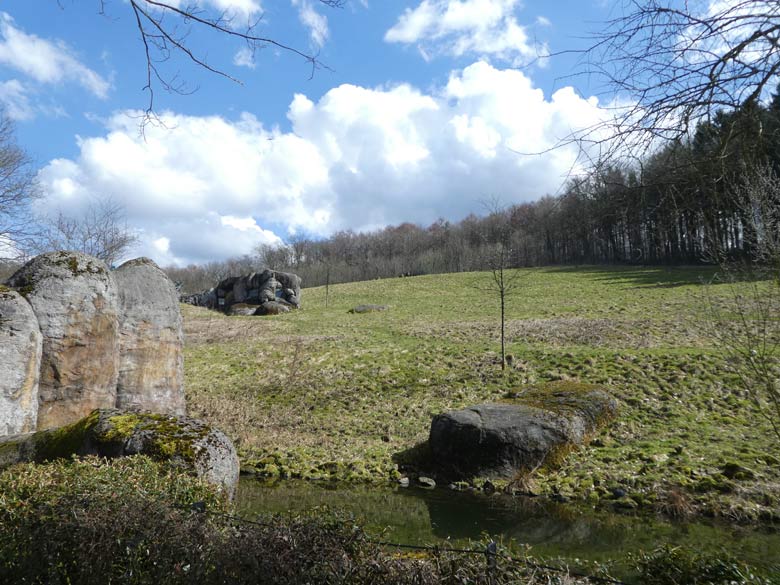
[429,382,618,479]
[0,409,239,497]
[0,289,42,435]
[182,269,302,315]
[7,252,120,431]
[114,258,185,416]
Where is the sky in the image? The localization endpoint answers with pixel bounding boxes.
[0,0,622,266]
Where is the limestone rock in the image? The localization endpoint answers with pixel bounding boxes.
[114,258,185,416]
[0,409,240,498]
[429,382,618,479]
[0,289,42,435]
[7,251,120,430]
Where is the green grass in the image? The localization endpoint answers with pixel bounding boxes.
[183,265,780,522]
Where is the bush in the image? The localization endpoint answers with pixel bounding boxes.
[630,545,778,585]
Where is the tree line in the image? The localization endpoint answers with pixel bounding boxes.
[164,89,780,293]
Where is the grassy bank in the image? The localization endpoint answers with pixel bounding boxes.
[183,266,780,522]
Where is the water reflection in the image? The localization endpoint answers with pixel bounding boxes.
[236,479,780,574]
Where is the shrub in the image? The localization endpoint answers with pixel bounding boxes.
[630,545,777,585]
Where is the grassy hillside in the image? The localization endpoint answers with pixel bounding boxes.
[183,266,780,522]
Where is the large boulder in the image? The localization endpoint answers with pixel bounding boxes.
[113,258,185,416]
[7,251,120,430]
[429,382,618,479]
[182,269,302,313]
[0,409,239,498]
[0,288,42,435]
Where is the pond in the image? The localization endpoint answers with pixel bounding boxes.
[235,479,780,579]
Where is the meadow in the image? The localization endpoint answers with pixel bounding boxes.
[183,266,780,522]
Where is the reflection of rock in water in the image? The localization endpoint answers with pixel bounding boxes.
[423,490,581,542]
[422,490,644,554]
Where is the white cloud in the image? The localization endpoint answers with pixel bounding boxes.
[35,62,608,266]
[385,0,548,65]
[157,0,262,23]
[0,80,33,121]
[233,46,257,69]
[291,0,329,49]
[0,12,110,99]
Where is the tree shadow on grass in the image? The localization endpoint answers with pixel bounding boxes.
[541,265,719,289]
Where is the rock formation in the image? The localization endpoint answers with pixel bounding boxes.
[0,288,42,435]
[7,251,120,430]
[114,258,185,416]
[0,409,239,497]
[429,382,618,479]
[2,251,186,433]
[181,269,301,315]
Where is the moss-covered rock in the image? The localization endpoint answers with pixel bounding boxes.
[0,409,239,497]
[429,381,618,480]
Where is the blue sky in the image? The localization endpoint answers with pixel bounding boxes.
[1,0,617,265]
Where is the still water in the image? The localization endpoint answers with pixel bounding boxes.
[236,479,780,577]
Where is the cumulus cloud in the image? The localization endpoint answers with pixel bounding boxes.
[36,61,607,266]
[385,0,547,65]
[0,12,110,99]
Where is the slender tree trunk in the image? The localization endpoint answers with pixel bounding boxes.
[325,265,330,308]
[500,273,506,371]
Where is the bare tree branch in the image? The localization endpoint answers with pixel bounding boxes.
[563,0,780,165]
[0,113,39,260]
[89,1,345,121]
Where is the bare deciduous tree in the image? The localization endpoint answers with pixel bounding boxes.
[0,113,38,259]
[575,0,780,163]
[34,198,139,266]
[479,200,525,371]
[704,166,780,443]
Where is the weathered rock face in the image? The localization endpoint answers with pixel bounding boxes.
[429,382,618,479]
[181,269,302,315]
[0,409,240,498]
[0,289,42,435]
[7,252,120,431]
[114,258,185,416]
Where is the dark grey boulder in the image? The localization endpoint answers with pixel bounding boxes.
[181,269,302,313]
[349,304,389,314]
[0,409,239,498]
[429,382,618,479]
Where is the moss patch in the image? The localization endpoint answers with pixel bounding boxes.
[33,410,101,462]
[94,411,210,462]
